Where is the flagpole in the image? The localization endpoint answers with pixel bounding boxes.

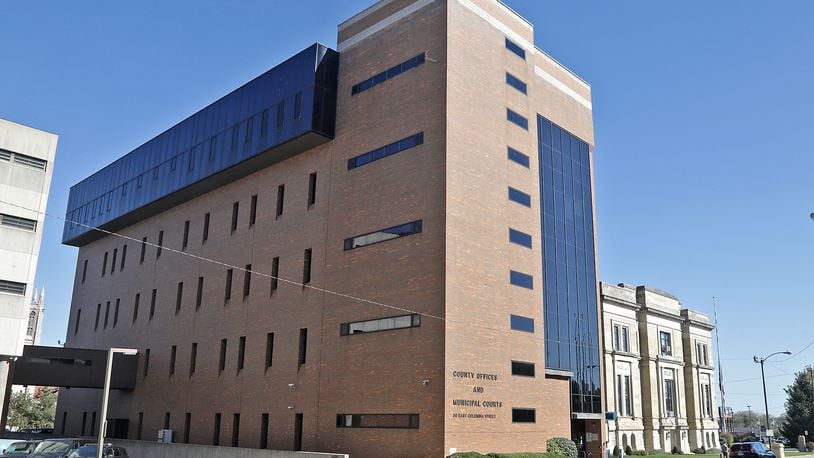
[713,296,728,433]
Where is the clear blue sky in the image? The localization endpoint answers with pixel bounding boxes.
[2,1,812,416]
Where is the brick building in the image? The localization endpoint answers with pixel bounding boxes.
[56,1,602,456]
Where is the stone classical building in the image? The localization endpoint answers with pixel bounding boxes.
[0,118,57,427]
[25,287,46,347]
[56,1,603,456]
[602,283,719,454]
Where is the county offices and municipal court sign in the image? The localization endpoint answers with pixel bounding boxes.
[451,370,503,420]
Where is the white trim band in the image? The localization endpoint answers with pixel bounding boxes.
[534,66,592,110]
[338,0,436,52]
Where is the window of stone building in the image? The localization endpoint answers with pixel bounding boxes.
[659,330,672,356]
[613,324,630,352]
[663,369,676,417]
[616,362,633,416]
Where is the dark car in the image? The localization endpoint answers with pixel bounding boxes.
[28,439,94,458]
[730,442,776,458]
[1,440,40,456]
[67,444,129,458]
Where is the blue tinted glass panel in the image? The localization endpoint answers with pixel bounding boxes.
[537,114,600,414]
[509,228,532,248]
[510,270,533,289]
[352,53,426,95]
[507,109,529,130]
[505,73,527,94]
[510,314,534,332]
[507,147,529,168]
[348,133,424,170]
[508,187,531,207]
[344,220,422,250]
[505,38,526,59]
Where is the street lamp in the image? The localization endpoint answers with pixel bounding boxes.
[97,348,138,458]
[753,350,791,449]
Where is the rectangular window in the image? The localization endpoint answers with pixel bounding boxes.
[336,413,420,429]
[219,338,227,373]
[61,412,67,435]
[245,117,253,144]
[260,109,269,138]
[11,151,47,170]
[276,185,284,218]
[81,260,88,284]
[510,314,534,333]
[508,187,531,207]
[189,343,197,376]
[613,324,630,352]
[341,314,420,336]
[231,201,239,233]
[510,270,533,289]
[509,228,532,248]
[183,413,191,444]
[659,330,672,356]
[663,369,676,416]
[298,328,307,367]
[276,101,285,129]
[81,412,87,436]
[243,264,252,298]
[101,252,108,277]
[351,53,426,95]
[511,361,535,377]
[176,282,183,314]
[507,108,529,130]
[143,348,150,377]
[0,280,26,295]
[507,147,530,168]
[344,220,422,250]
[120,245,127,270]
[224,269,233,303]
[137,413,143,440]
[94,304,101,330]
[505,37,526,59]
[506,72,527,94]
[150,289,157,320]
[156,230,164,259]
[213,413,221,446]
[140,237,147,264]
[74,309,81,335]
[196,277,204,310]
[169,345,177,376]
[260,414,269,449]
[232,413,240,447]
[164,412,170,430]
[265,333,274,369]
[0,213,37,231]
[104,301,110,329]
[697,342,709,366]
[202,213,210,243]
[294,91,303,119]
[347,132,424,170]
[307,172,317,207]
[616,363,633,416]
[237,336,246,372]
[113,298,120,327]
[133,293,140,323]
[511,408,536,423]
[249,195,257,226]
[302,249,312,285]
[90,412,96,436]
[110,249,117,275]
[231,125,239,151]
[270,257,279,293]
[182,220,190,249]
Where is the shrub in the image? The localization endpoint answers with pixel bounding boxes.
[546,437,579,458]
[613,446,621,457]
[691,447,705,454]
[707,448,721,455]
[626,446,633,456]
[634,450,648,456]
[671,447,679,455]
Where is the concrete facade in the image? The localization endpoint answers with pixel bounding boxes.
[56,1,601,457]
[0,118,57,428]
[602,283,719,454]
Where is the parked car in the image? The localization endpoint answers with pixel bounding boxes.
[67,444,129,458]
[0,440,40,456]
[28,438,94,458]
[730,442,776,458]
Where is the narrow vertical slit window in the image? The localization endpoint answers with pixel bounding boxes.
[265,332,274,370]
[137,413,143,440]
[276,185,284,218]
[74,309,81,335]
[120,245,127,270]
[150,289,157,320]
[231,125,239,151]
[294,92,303,119]
[113,298,120,327]
[237,336,246,372]
[176,282,183,314]
[224,269,233,303]
[156,230,164,258]
[209,138,217,161]
[82,260,88,283]
[196,277,204,310]
[94,304,101,330]
[189,342,197,376]
[260,109,269,138]
[243,264,252,298]
[203,213,210,244]
[245,117,253,144]
[182,220,190,249]
[232,413,240,447]
[249,194,257,226]
[143,348,150,377]
[302,248,312,285]
[213,413,221,446]
[133,293,140,323]
[270,257,279,294]
[307,172,317,207]
[276,101,285,129]
[164,412,170,430]
[231,202,239,233]
[110,248,117,275]
[219,339,227,373]
[140,237,147,264]
[298,328,308,367]
[169,345,177,376]
[101,252,108,277]
[183,413,191,444]
[104,301,110,328]
[260,414,269,449]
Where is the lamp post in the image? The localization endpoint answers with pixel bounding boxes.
[97,348,138,458]
[753,350,791,449]
[747,405,752,434]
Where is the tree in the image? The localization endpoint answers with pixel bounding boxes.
[781,367,814,440]
[7,388,57,430]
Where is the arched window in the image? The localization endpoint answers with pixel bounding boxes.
[631,434,638,451]
[623,434,628,449]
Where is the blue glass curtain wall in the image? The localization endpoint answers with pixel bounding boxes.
[537,115,601,414]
